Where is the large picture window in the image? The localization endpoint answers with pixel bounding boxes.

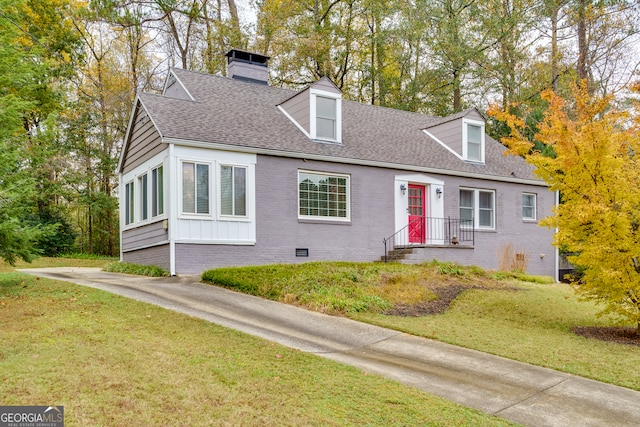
[459,188,495,229]
[182,162,209,214]
[299,171,349,220]
[220,165,247,216]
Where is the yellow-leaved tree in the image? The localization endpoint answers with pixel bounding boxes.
[490,84,640,335]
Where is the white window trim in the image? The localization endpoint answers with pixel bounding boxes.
[151,164,165,218]
[298,170,350,222]
[310,89,342,143]
[121,156,169,230]
[460,187,495,230]
[462,118,485,163]
[179,159,213,218]
[522,192,537,221]
[217,163,250,221]
[138,173,149,222]
[124,180,135,226]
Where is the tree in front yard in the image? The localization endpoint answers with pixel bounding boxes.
[490,83,640,335]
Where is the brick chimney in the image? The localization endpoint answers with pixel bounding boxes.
[225,49,270,84]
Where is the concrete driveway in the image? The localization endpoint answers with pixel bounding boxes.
[19,267,640,427]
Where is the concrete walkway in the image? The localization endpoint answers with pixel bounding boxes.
[19,267,640,427]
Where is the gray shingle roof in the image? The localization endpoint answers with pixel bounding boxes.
[138,68,538,183]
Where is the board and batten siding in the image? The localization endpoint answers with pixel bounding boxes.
[121,103,165,175]
[173,146,257,245]
[122,221,168,252]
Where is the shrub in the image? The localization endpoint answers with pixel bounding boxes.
[104,262,169,277]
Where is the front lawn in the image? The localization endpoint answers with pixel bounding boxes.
[202,261,640,391]
[0,261,513,426]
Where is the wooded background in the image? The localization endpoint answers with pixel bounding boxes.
[1,0,638,258]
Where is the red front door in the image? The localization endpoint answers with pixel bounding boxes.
[408,184,426,243]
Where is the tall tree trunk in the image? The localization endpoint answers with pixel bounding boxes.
[576,0,589,90]
[551,5,559,92]
[453,69,462,112]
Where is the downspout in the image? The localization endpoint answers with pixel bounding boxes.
[119,173,124,262]
[169,142,177,276]
[555,190,559,283]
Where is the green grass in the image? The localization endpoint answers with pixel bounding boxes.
[0,256,115,273]
[0,267,513,426]
[203,261,640,391]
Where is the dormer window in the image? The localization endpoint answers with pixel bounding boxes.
[463,119,485,163]
[310,89,341,143]
[316,96,337,140]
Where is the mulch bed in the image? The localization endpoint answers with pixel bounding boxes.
[384,285,478,316]
[573,326,640,347]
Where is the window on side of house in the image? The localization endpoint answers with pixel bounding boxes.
[522,193,536,221]
[151,165,164,217]
[139,173,148,221]
[459,188,495,229]
[182,162,210,214]
[125,181,134,225]
[298,171,349,220]
[220,165,247,217]
[463,119,485,163]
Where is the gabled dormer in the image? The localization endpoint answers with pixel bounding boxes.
[423,109,486,164]
[162,69,195,101]
[278,77,342,143]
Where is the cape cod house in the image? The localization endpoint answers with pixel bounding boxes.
[117,49,557,277]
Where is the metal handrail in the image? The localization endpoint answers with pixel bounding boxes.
[383,216,474,262]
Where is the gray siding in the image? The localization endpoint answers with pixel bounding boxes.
[172,155,396,274]
[280,89,311,133]
[435,175,554,276]
[427,111,485,156]
[169,155,555,276]
[314,78,341,94]
[122,220,168,252]
[429,119,463,154]
[123,244,170,271]
[122,104,166,174]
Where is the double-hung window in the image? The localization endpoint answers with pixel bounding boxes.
[139,173,148,221]
[459,188,495,229]
[298,171,349,220]
[220,165,247,216]
[463,119,485,163]
[522,193,536,221]
[124,181,134,225]
[310,89,341,142]
[152,165,164,217]
[316,96,337,140]
[182,162,210,214]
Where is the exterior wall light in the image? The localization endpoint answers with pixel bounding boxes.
[435,187,442,198]
[400,184,407,195]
